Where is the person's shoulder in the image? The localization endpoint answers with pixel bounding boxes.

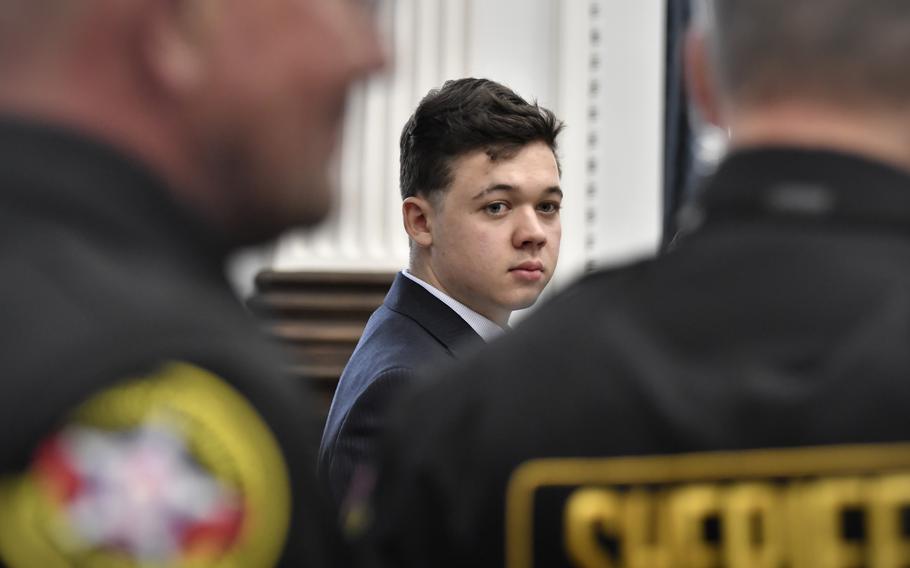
[13,218,242,332]
[329,292,467,442]
[0,226,298,456]
[333,307,443,420]
[353,299,454,368]
[390,258,663,421]
[513,256,659,335]
[0,361,305,567]
[0,251,338,565]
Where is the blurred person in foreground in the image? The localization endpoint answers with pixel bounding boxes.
[0,0,384,566]
[319,78,564,508]
[365,0,910,566]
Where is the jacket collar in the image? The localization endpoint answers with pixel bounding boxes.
[0,116,232,276]
[383,273,484,358]
[680,147,910,236]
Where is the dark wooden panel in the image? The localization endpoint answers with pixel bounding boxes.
[248,270,396,420]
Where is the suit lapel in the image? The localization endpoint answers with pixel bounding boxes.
[383,273,484,358]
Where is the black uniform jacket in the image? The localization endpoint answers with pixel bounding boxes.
[319,273,482,505]
[0,118,342,567]
[367,148,910,568]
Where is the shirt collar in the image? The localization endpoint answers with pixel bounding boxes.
[401,270,506,343]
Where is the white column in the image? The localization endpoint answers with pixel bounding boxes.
[586,0,665,270]
[547,0,594,294]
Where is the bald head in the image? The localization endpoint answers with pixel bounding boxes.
[687,0,910,169]
[696,0,910,111]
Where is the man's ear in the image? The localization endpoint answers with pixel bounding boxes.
[684,29,723,128]
[139,0,210,96]
[402,196,434,248]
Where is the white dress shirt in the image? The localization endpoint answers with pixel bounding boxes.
[401,270,506,342]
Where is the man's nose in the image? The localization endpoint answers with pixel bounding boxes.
[513,208,547,249]
[359,28,390,75]
[350,3,391,77]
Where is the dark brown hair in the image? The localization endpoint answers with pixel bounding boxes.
[399,78,564,202]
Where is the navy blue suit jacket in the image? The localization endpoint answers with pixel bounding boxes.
[318,273,483,504]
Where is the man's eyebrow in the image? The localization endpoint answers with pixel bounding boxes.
[471,184,564,200]
[472,184,515,200]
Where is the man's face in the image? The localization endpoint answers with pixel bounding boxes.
[424,141,562,325]
[187,0,386,237]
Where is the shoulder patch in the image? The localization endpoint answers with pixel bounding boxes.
[0,362,291,568]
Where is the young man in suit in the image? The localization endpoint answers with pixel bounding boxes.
[366,0,910,566]
[319,78,565,506]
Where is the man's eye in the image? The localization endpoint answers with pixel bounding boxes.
[485,203,507,215]
[538,202,561,214]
